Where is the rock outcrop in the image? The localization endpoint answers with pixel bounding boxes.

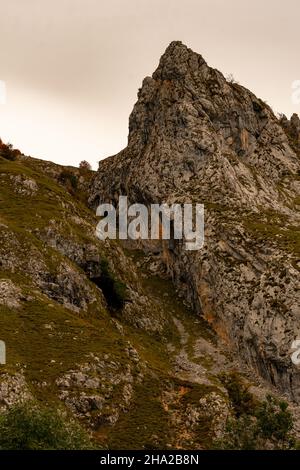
[90,41,300,401]
[1,41,300,449]
[0,151,236,448]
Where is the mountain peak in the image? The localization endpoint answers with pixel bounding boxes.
[152,41,207,80]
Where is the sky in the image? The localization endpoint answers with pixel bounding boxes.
[0,0,299,169]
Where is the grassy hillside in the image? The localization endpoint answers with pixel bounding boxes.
[0,153,296,450]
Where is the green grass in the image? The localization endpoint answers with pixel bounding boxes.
[0,293,129,402]
[0,156,241,450]
[242,210,300,256]
[106,376,170,450]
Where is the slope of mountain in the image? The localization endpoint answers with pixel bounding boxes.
[1,41,300,450]
[90,41,300,402]
[0,151,250,449]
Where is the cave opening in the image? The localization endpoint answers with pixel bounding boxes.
[90,260,128,311]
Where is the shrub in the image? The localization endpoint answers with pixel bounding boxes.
[79,160,92,172]
[214,414,258,450]
[214,394,296,450]
[59,170,78,193]
[255,394,294,447]
[0,140,18,161]
[219,371,256,417]
[0,401,94,450]
[226,73,239,85]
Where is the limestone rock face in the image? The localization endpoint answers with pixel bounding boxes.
[281,112,300,150]
[92,41,299,210]
[91,41,300,400]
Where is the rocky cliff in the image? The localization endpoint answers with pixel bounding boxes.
[0,151,242,449]
[1,41,300,450]
[90,41,300,401]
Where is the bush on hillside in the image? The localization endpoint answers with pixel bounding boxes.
[79,160,92,172]
[214,394,296,450]
[58,169,78,193]
[0,401,94,450]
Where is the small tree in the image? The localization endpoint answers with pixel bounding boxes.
[219,371,256,417]
[226,73,239,85]
[255,394,294,448]
[0,141,17,161]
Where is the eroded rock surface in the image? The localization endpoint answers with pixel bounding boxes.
[91,41,300,401]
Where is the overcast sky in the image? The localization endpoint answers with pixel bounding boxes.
[0,0,299,169]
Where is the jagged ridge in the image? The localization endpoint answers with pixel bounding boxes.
[91,41,300,401]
